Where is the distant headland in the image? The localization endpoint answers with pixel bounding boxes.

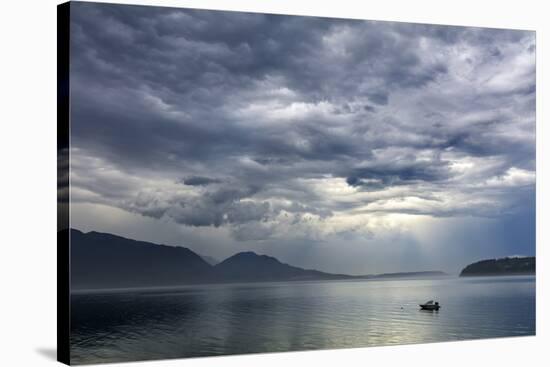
[460,257,535,277]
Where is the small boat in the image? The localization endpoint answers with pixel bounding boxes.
[419,300,440,310]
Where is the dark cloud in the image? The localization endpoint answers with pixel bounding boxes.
[181,176,222,186]
[366,91,389,106]
[168,192,272,228]
[346,158,451,190]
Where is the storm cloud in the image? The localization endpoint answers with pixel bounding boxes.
[69,2,535,273]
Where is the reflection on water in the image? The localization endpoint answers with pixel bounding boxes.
[70,276,535,364]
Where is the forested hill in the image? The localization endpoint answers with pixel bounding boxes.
[460,257,535,277]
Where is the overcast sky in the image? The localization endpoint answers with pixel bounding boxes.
[69,2,535,274]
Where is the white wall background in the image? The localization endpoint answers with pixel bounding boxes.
[0,0,547,366]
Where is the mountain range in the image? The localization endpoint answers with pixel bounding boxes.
[67,229,447,290]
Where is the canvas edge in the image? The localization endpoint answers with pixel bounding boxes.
[57,1,71,365]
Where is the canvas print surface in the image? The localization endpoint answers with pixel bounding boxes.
[58,1,536,365]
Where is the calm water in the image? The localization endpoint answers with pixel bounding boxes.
[70,276,535,364]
